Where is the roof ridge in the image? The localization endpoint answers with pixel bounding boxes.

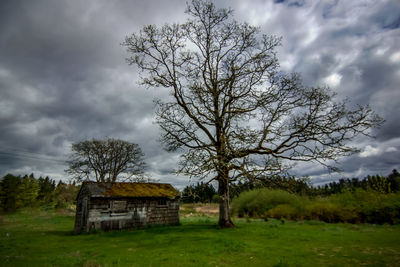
[82,181,171,185]
[78,181,179,198]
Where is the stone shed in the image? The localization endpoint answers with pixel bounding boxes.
[74,182,180,233]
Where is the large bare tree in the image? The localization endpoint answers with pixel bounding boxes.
[67,138,146,183]
[123,0,383,227]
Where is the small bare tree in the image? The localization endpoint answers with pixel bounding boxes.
[66,138,146,183]
[123,0,383,227]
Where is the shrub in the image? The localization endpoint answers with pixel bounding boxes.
[304,201,338,223]
[329,189,400,224]
[360,193,400,224]
[231,188,304,218]
[304,201,358,223]
[265,204,298,220]
[232,187,400,224]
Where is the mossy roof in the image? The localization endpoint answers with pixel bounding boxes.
[79,182,179,199]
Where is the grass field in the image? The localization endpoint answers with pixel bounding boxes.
[1,206,400,266]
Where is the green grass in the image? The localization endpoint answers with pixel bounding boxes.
[1,209,400,266]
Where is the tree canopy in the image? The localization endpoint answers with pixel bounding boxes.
[124,0,383,227]
[66,138,146,183]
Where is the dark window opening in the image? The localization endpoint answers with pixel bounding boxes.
[157,199,167,206]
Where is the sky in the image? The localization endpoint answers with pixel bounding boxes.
[0,0,399,188]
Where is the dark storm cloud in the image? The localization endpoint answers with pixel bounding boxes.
[371,1,400,30]
[234,0,400,182]
[0,0,399,187]
[309,144,400,186]
[274,0,305,8]
[0,0,187,184]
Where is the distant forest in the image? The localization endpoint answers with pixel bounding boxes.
[0,174,78,212]
[181,169,400,203]
[0,169,399,212]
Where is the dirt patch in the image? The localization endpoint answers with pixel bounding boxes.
[180,204,219,217]
[194,205,219,214]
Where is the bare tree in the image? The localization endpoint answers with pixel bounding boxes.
[66,138,146,183]
[123,0,383,227]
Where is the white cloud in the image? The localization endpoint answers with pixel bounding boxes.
[375,47,389,56]
[386,147,397,152]
[359,145,381,158]
[238,2,275,27]
[359,139,400,158]
[300,15,319,47]
[390,52,400,63]
[280,54,297,71]
[323,73,342,87]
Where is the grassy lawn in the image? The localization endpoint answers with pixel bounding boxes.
[0,209,399,266]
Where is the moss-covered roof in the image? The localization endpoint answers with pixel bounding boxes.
[79,182,179,199]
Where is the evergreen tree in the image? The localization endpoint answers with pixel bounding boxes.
[37,176,56,201]
[0,174,22,212]
[181,182,217,203]
[18,174,40,207]
[388,169,400,192]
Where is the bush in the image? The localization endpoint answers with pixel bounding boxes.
[231,188,305,218]
[265,204,298,220]
[232,188,400,224]
[304,201,339,222]
[359,193,400,224]
[329,189,400,224]
[304,201,358,223]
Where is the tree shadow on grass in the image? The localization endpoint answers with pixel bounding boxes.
[45,220,220,238]
[44,230,76,236]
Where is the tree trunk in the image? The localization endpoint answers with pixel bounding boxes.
[218,177,235,228]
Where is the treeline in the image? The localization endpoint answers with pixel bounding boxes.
[232,170,400,197]
[180,177,312,203]
[230,176,311,198]
[315,170,400,195]
[181,182,217,203]
[181,176,315,203]
[0,173,79,212]
[181,169,400,203]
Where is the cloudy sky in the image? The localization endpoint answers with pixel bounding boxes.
[0,0,399,188]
